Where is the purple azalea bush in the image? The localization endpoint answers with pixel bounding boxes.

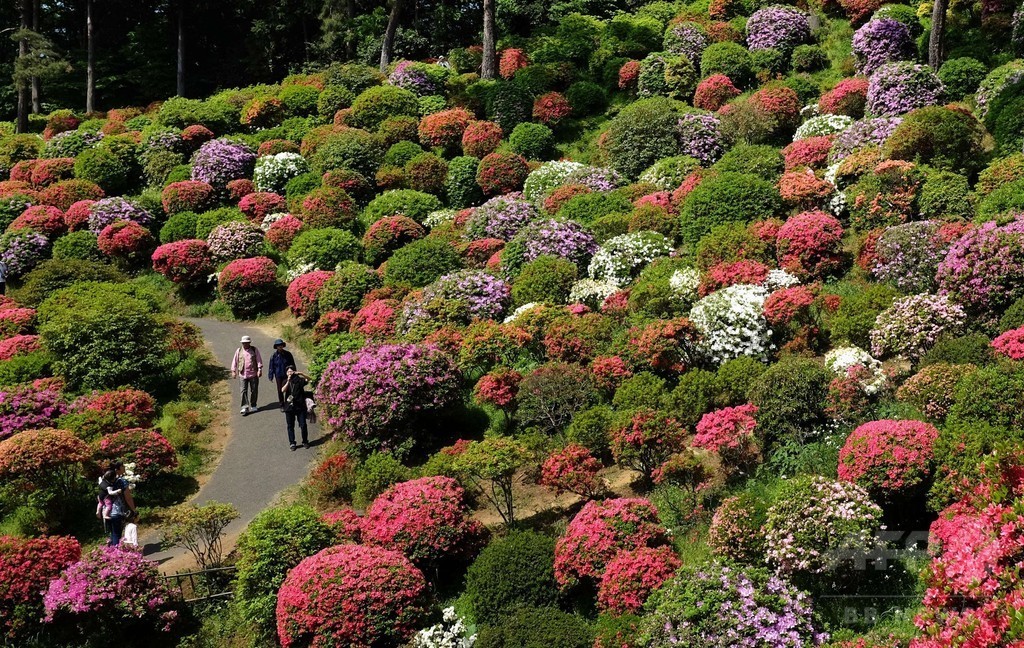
[314,343,461,452]
[746,5,812,54]
[566,165,626,193]
[870,292,967,359]
[0,231,50,278]
[399,269,512,331]
[663,22,710,66]
[190,138,257,188]
[465,193,540,240]
[501,218,599,275]
[388,60,440,95]
[852,19,914,76]
[873,221,949,292]
[677,113,727,165]
[43,546,178,634]
[206,221,266,262]
[87,197,154,235]
[0,383,67,441]
[866,62,944,117]
[937,219,1024,317]
[830,117,902,160]
[642,563,828,647]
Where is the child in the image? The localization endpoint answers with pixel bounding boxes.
[95,470,123,521]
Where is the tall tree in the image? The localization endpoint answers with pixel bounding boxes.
[86,0,94,112]
[15,0,30,132]
[176,0,185,96]
[30,0,40,114]
[929,0,949,69]
[481,0,495,79]
[380,0,402,72]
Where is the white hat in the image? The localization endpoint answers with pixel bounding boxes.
[240,335,252,343]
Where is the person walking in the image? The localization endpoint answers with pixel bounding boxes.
[268,339,295,411]
[281,366,310,451]
[0,259,8,295]
[103,461,137,546]
[231,335,262,415]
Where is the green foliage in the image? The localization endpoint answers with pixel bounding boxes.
[51,231,104,262]
[557,191,633,225]
[383,236,463,287]
[316,261,381,313]
[362,189,442,224]
[712,144,784,181]
[11,259,125,307]
[920,333,994,366]
[791,45,827,72]
[158,97,239,134]
[490,81,534,134]
[309,128,384,178]
[234,504,337,636]
[825,283,899,348]
[286,227,362,270]
[310,332,366,382]
[446,156,484,208]
[73,146,136,195]
[603,97,684,179]
[749,357,830,446]
[627,257,690,318]
[1001,297,1024,332]
[0,351,53,386]
[884,106,988,175]
[666,368,719,428]
[701,42,754,87]
[679,172,781,247]
[384,140,425,166]
[349,85,421,130]
[716,356,768,406]
[929,419,1024,510]
[566,405,614,457]
[512,255,578,306]
[159,211,200,244]
[163,501,239,570]
[476,606,593,648]
[353,451,412,508]
[509,123,556,160]
[612,372,668,412]
[938,57,988,99]
[977,178,1024,220]
[466,531,559,626]
[947,362,1024,430]
[195,207,247,239]
[918,168,973,220]
[566,81,608,116]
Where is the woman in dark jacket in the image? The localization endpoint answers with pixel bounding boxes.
[268,339,296,410]
[281,366,310,450]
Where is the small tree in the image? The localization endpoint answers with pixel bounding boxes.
[163,501,239,570]
[453,437,532,526]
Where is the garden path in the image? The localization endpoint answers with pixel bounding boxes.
[141,317,320,570]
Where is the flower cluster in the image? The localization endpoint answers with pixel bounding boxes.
[87,197,154,234]
[598,545,681,615]
[870,293,966,359]
[286,270,334,323]
[217,256,279,316]
[95,428,178,481]
[461,121,503,158]
[413,607,477,648]
[693,403,758,454]
[0,231,48,277]
[838,419,939,500]
[824,346,885,394]
[152,239,214,285]
[707,495,765,563]
[191,138,257,188]
[9,205,65,237]
[872,221,948,293]
[690,283,772,364]
[794,114,854,141]
[852,19,913,75]
[0,333,41,360]
[161,180,214,214]
[533,92,572,124]
[402,269,512,329]
[936,220,1024,318]
[866,63,944,117]
[992,326,1024,360]
[420,108,474,149]
[746,5,811,53]
[206,221,265,262]
[540,444,603,498]
[677,113,727,165]
[0,383,67,441]
[502,218,598,276]
[389,60,441,95]
[68,387,157,437]
[830,117,902,160]
[266,214,303,251]
[473,367,522,409]
[465,193,539,241]
[588,231,673,287]
[0,535,81,641]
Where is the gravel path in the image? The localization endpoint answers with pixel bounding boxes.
[142,317,321,568]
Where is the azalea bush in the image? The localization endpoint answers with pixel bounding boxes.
[0,535,81,642]
[597,545,680,615]
[217,256,280,317]
[539,444,603,499]
[870,293,966,360]
[94,428,178,481]
[838,419,939,501]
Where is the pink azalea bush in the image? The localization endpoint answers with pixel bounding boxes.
[776,210,845,279]
[992,326,1024,360]
[0,382,67,441]
[0,535,81,641]
[275,544,428,648]
[151,239,215,286]
[838,419,940,500]
[597,545,681,615]
[94,428,178,480]
[0,334,42,360]
[286,270,334,324]
[936,220,1024,320]
[217,256,279,317]
[472,367,522,410]
[693,404,759,470]
[66,387,156,438]
[539,444,603,499]
[362,476,483,565]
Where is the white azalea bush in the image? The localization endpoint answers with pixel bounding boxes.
[413,607,476,648]
[522,161,588,201]
[689,283,773,364]
[669,267,700,303]
[793,114,855,140]
[824,346,886,394]
[424,209,459,228]
[762,268,801,291]
[587,231,673,287]
[568,278,620,307]
[253,152,309,193]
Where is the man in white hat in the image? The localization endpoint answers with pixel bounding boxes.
[231,335,263,415]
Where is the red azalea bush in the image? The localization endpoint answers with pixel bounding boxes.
[63,200,96,231]
[540,444,603,499]
[462,238,505,268]
[363,215,426,265]
[473,367,522,410]
[97,220,155,262]
[533,92,572,124]
[819,77,869,117]
[694,74,741,111]
[544,185,591,214]
[700,260,770,296]
[266,214,303,251]
[838,419,940,500]
[627,318,696,374]
[0,535,81,641]
[0,308,36,339]
[286,270,334,324]
[764,285,817,326]
[161,180,215,214]
[782,136,835,170]
[9,205,65,237]
[618,61,641,90]
[0,334,41,360]
[258,139,300,156]
[779,168,834,208]
[609,409,688,481]
[693,404,760,470]
[67,387,158,438]
[499,48,530,79]
[218,256,279,316]
[992,326,1024,360]
[300,186,356,229]
[750,86,801,130]
[462,121,503,158]
[776,210,845,279]
[476,152,529,195]
[28,158,75,187]
[313,310,355,343]
[0,428,89,491]
[275,544,428,648]
[362,476,483,565]
[419,108,474,149]
[239,191,287,222]
[182,124,214,145]
[152,239,215,285]
[350,299,399,339]
[597,545,681,615]
[94,428,178,480]
[241,96,285,128]
[554,497,669,588]
[227,178,255,200]
[307,452,357,505]
[591,355,633,392]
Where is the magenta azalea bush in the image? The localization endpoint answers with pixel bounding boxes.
[838,419,940,500]
[0,382,67,441]
[936,219,1024,318]
[218,256,280,316]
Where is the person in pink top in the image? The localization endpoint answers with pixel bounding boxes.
[231,335,263,415]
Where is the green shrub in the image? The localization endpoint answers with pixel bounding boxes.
[929,419,1024,510]
[716,356,768,406]
[990,95,1024,155]
[159,211,200,244]
[362,189,442,224]
[278,84,320,117]
[712,144,784,181]
[0,134,42,170]
[884,106,988,175]
[490,81,533,134]
[565,405,615,457]
[612,372,668,412]
[627,257,691,318]
[694,222,772,270]
[316,261,381,313]
[679,172,781,246]
[701,42,753,87]
[750,48,786,78]
[379,115,420,147]
[317,85,356,121]
[284,171,322,204]
[466,531,559,626]
[309,128,384,178]
[938,57,988,99]
[512,255,578,306]
[0,194,32,232]
[165,164,192,184]
[476,607,593,648]
[509,123,555,160]
[309,332,366,382]
[234,504,337,636]
[384,140,425,167]
[749,356,830,445]
[52,231,104,262]
[917,168,973,221]
[566,81,608,116]
[158,97,238,134]
[349,85,421,131]
[591,213,631,243]
[446,156,484,208]
[977,178,1024,220]
[557,192,633,225]
[37,282,167,392]
[603,97,684,179]
[666,368,719,428]
[825,283,899,348]
[947,362,1024,430]
[791,45,827,72]
[1001,297,1024,332]
[405,152,448,195]
[287,227,362,270]
[383,236,463,287]
[0,350,52,385]
[639,52,698,100]
[353,451,412,507]
[73,146,135,195]
[195,207,247,239]
[12,259,125,307]
[920,333,994,366]
[323,62,385,94]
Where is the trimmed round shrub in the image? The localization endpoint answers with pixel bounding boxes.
[316,262,380,313]
[603,97,683,180]
[286,270,334,323]
[404,152,448,194]
[476,607,593,648]
[746,5,811,55]
[349,85,421,131]
[509,123,555,160]
[383,237,463,287]
[206,220,264,262]
[477,153,530,196]
[152,239,214,286]
[159,210,199,244]
[566,81,608,116]
[870,293,967,360]
[72,147,136,196]
[161,180,215,214]
[446,156,484,208]
[419,108,474,149]
[217,257,280,317]
[286,227,361,271]
[776,210,845,279]
[362,215,425,265]
[866,62,944,117]
[884,106,987,175]
[838,419,940,501]
[466,531,558,626]
[693,74,741,111]
[467,194,540,241]
[513,255,578,305]
[679,172,781,246]
[852,19,913,76]
[190,138,257,188]
[701,42,753,88]
[93,428,177,481]
[362,189,442,224]
[597,545,680,615]
[938,57,988,99]
[300,186,357,230]
[309,129,384,179]
[462,121,503,159]
[749,356,829,444]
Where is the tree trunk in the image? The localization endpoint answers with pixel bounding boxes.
[929,0,949,70]
[86,0,95,113]
[345,0,355,60]
[481,0,496,79]
[16,0,29,133]
[30,0,40,114]
[379,0,401,72]
[176,0,185,97]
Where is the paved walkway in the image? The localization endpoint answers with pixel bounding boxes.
[142,317,321,567]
